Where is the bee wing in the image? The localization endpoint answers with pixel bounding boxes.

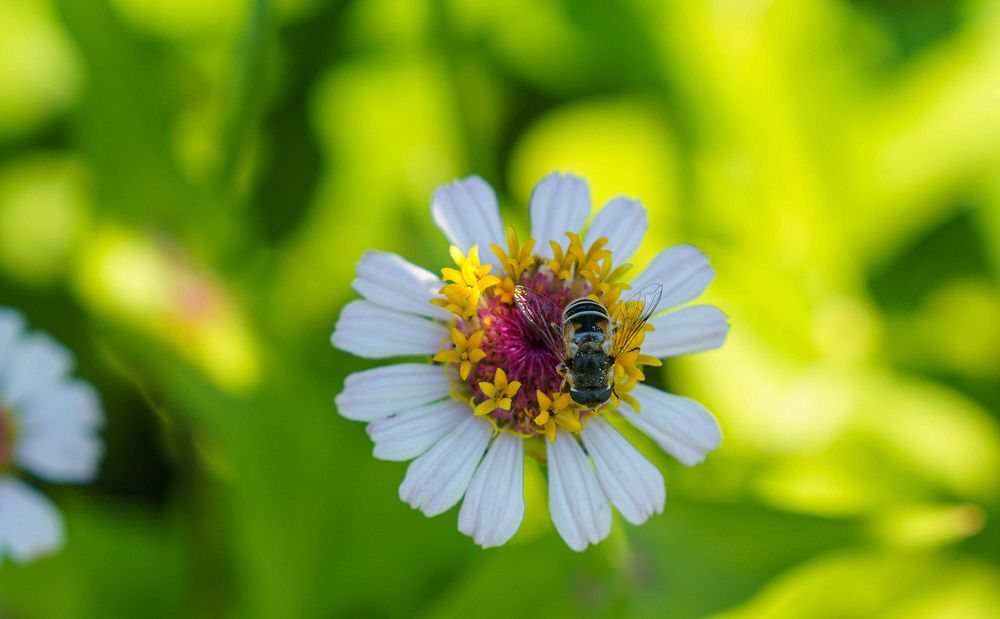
[612,282,663,358]
[513,285,566,358]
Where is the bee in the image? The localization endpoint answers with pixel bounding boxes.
[514,282,663,407]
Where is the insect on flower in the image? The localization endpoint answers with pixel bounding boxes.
[332,172,729,550]
[514,282,663,407]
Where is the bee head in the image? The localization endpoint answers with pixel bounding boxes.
[569,385,613,407]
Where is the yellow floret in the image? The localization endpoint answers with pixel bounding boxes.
[534,390,581,443]
[433,328,486,380]
[473,368,521,417]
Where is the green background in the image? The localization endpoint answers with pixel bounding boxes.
[1,0,999,617]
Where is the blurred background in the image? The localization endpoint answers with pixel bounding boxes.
[1,0,999,616]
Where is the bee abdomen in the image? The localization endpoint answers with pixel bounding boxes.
[563,299,610,322]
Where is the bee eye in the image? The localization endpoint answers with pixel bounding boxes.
[569,386,613,407]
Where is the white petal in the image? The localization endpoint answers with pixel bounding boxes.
[584,197,648,262]
[547,432,611,552]
[336,363,451,422]
[630,245,714,313]
[352,251,450,320]
[0,308,26,378]
[529,172,591,259]
[1,332,73,407]
[581,417,665,525]
[644,305,730,358]
[399,415,492,517]
[0,477,64,564]
[367,399,468,461]
[621,384,722,466]
[431,176,506,268]
[331,301,448,359]
[15,380,104,483]
[458,433,524,548]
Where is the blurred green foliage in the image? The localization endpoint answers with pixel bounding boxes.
[1,0,999,617]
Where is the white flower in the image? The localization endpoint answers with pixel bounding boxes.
[331,172,728,551]
[0,308,104,564]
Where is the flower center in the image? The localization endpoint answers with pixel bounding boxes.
[0,402,14,472]
[432,229,653,440]
[469,275,575,421]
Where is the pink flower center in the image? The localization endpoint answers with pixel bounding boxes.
[460,273,592,435]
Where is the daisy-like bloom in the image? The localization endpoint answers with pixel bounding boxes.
[0,308,104,564]
[332,173,728,550]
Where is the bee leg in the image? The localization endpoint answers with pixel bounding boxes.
[556,363,571,391]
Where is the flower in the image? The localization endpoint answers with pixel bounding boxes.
[473,368,521,417]
[433,328,486,381]
[0,308,104,564]
[534,390,580,443]
[332,172,729,550]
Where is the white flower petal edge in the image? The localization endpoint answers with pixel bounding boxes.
[431,176,506,268]
[367,399,467,461]
[0,309,26,374]
[584,197,648,262]
[631,245,714,313]
[1,333,73,407]
[399,416,492,517]
[15,381,104,483]
[336,363,451,421]
[352,251,451,320]
[582,417,665,525]
[530,172,591,259]
[332,301,448,359]
[547,432,611,552]
[458,433,525,548]
[0,477,64,565]
[621,384,722,466]
[644,305,730,358]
